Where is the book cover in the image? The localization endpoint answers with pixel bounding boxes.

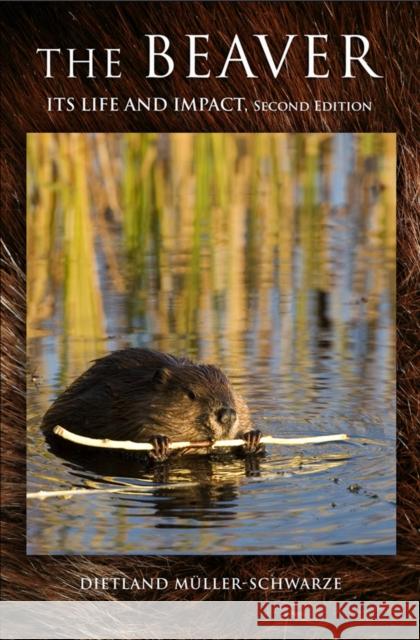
[1,2,418,638]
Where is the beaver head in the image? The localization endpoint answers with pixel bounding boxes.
[148,362,241,441]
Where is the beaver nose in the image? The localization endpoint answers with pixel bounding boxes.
[217,406,237,427]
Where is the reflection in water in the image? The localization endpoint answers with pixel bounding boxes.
[27,133,395,555]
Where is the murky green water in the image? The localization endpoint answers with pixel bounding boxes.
[27,132,396,554]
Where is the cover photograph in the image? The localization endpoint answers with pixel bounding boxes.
[1,2,418,639]
[26,131,396,557]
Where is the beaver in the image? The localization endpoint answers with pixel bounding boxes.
[41,348,262,461]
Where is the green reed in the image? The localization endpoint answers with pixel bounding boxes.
[27,133,106,378]
[27,132,396,383]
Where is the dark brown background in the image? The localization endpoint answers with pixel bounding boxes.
[1,1,418,601]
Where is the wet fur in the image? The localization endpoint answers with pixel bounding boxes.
[42,348,252,444]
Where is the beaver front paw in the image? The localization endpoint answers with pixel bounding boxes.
[149,435,171,462]
[242,429,263,454]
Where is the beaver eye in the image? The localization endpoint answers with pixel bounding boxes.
[186,389,196,401]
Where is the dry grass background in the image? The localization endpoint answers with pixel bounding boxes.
[1,1,419,602]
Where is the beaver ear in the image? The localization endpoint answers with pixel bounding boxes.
[152,367,172,386]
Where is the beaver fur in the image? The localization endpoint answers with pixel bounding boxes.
[42,348,259,460]
[1,0,418,603]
